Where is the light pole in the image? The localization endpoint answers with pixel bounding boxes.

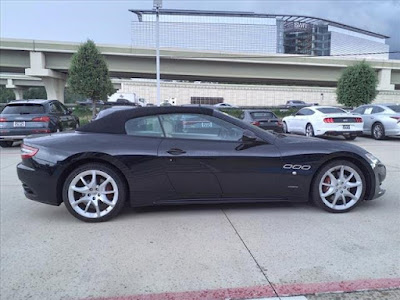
[154,0,162,106]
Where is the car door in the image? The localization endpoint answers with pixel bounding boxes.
[157,113,284,201]
[49,102,68,130]
[361,106,374,134]
[291,109,307,133]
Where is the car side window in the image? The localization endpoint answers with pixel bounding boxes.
[159,113,244,142]
[352,107,365,114]
[372,106,384,114]
[295,109,305,116]
[302,109,315,116]
[125,116,164,137]
[364,107,373,115]
[49,103,59,114]
[54,102,67,114]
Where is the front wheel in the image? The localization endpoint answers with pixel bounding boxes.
[312,160,366,213]
[63,163,127,222]
[305,123,315,137]
[0,141,13,148]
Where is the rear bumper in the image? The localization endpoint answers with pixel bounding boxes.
[17,163,61,206]
[1,130,51,141]
[0,135,27,141]
[259,125,284,133]
[323,131,363,136]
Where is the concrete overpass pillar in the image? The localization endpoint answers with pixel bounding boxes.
[377,68,395,90]
[5,78,25,100]
[25,51,67,102]
[42,77,66,102]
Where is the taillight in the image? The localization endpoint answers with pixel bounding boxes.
[355,117,363,123]
[21,144,39,159]
[32,116,50,122]
[277,120,283,126]
[252,121,260,126]
[390,116,400,123]
[0,117,7,122]
[324,118,334,123]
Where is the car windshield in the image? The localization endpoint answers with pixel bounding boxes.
[387,105,400,113]
[317,107,346,114]
[1,104,45,114]
[250,112,276,119]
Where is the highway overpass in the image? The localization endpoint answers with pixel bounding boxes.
[1,38,400,102]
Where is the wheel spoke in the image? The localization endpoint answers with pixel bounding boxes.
[344,190,357,200]
[322,183,335,187]
[102,190,115,195]
[80,176,89,187]
[72,197,90,206]
[346,181,361,188]
[84,201,92,212]
[327,172,338,185]
[345,172,354,183]
[331,193,340,207]
[100,195,115,207]
[339,166,345,181]
[94,201,101,217]
[89,170,97,187]
[341,194,347,206]
[100,177,111,189]
[322,188,335,197]
[71,185,89,193]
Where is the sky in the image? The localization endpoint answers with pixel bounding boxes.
[1,0,399,59]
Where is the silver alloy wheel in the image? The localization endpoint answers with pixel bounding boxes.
[319,165,363,211]
[68,170,119,219]
[305,124,314,137]
[373,124,384,139]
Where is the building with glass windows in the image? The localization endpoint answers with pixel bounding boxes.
[129,9,390,60]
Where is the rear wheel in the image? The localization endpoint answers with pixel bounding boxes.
[0,141,13,148]
[312,160,366,213]
[63,163,127,222]
[283,122,289,133]
[372,122,385,140]
[305,123,314,137]
[344,135,357,140]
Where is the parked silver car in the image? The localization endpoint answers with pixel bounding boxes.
[352,104,400,139]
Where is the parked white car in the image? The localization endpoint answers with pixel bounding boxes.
[282,106,363,140]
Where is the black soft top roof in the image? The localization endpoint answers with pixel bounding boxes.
[77,106,215,134]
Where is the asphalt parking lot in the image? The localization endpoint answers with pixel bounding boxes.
[0,136,399,300]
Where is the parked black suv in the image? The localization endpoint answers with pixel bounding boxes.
[0,99,79,147]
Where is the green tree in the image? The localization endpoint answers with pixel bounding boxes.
[67,40,113,118]
[336,61,378,107]
[23,87,47,99]
[0,86,16,103]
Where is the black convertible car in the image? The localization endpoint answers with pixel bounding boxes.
[17,107,386,222]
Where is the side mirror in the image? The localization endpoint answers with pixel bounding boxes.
[66,109,72,115]
[242,130,257,143]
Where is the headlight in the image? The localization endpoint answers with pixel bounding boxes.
[365,153,380,167]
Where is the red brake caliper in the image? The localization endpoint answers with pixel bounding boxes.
[322,176,331,193]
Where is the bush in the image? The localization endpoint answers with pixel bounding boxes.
[336,61,378,107]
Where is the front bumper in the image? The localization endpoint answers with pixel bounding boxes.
[17,163,61,206]
[368,162,386,200]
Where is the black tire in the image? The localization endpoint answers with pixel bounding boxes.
[372,122,385,140]
[0,141,13,148]
[283,122,289,133]
[312,160,366,213]
[62,163,127,222]
[344,135,357,140]
[305,123,315,137]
